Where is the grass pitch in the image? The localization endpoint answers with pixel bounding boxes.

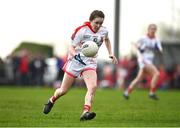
[0,86,180,127]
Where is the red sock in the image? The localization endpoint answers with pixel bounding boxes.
[150,86,156,93]
[50,96,57,103]
[83,105,91,113]
[127,87,133,93]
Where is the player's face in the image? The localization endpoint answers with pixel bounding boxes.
[90,17,104,32]
[148,25,157,36]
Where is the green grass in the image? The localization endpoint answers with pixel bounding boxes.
[0,86,180,127]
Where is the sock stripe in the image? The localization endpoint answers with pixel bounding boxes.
[51,96,57,103]
[83,105,91,112]
[150,87,156,93]
[128,87,133,93]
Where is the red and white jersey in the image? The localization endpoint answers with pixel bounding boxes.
[136,35,163,68]
[70,22,108,58]
[63,22,109,77]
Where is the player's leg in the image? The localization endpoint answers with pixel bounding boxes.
[43,73,75,114]
[123,68,145,99]
[145,64,160,100]
[80,69,97,121]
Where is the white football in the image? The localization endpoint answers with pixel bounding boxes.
[81,41,98,57]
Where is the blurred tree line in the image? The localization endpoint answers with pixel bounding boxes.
[13,41,53,57]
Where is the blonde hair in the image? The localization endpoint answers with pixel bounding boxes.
[148,24,157,30]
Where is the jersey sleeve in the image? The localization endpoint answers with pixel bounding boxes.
[105,30,109,39]
[136,37,146,53]
[155,39,163,52]
[71,27,84,47]
[103,27,109,40]
[137,38,145,48]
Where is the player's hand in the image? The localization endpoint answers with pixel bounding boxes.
[74,54,86,65]
[138,48,145,53]
[109,55,118,64]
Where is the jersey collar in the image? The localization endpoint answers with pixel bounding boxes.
[84,22,97,33]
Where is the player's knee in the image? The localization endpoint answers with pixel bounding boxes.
[154,71,160,78]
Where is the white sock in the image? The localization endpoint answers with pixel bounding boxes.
[124,90,129,96]
[149,92,154,95]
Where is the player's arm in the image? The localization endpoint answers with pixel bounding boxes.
[155,40,163,53]
[131,41,140,54]
[155,40,164,63]
[104,37,118,64]
[70,26,83,57]
[70,28,86,65]
[68,45,76,57]
[135,38,146,53]
[68,44,86,65]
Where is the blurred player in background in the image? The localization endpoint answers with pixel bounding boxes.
[123,24,163,100]
[43,10,118,121]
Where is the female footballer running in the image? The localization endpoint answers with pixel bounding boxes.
[123,24,163,100]
[43,10,118,121]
